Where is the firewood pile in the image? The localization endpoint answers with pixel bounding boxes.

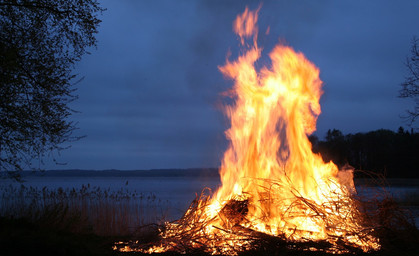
[112,179,419,255]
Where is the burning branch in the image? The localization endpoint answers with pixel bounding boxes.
[114,6,387,255]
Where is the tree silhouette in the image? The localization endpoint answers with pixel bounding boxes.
[0,0,104,176]
[313,128,419,178]
[400,36,419,127]
[314,129,347,167]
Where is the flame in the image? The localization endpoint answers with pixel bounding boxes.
[116,7,380,254]
[203,7,379,251]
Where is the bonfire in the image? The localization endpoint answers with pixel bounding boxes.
[115,7,381,255]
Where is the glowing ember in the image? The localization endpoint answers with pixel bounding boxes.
[116,7,380,255]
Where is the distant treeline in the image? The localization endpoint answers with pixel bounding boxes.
[10,128,419,179]
[310,127,419,178]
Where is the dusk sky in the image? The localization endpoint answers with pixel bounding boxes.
[45,0,419,170]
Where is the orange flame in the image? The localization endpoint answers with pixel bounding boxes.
[233,6,260,46]
[206,6,379,251]
[117,7,380,254]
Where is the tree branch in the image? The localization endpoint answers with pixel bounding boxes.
[0,2,71,15]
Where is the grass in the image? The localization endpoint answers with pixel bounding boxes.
[114,192,419,256]
[115,179,419,256]
[0,183,172,255]
[0,184,170,236]
[0,216,116,256]
[1,180,419,255]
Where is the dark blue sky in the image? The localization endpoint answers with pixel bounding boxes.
[45,0,419,170]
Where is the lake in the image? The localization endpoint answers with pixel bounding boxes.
[1,173,418,225]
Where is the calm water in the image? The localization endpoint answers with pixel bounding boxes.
[0,175,221,220]
[1,175,418,222]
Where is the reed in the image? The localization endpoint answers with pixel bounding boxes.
[115,177,419,255]
[0,184,169,236]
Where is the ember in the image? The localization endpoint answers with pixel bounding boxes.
[115,6,380,255]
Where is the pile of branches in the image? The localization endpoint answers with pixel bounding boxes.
[113,178,416,255]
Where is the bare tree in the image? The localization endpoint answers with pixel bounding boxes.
[400,37,419,126]
[0,0,104,177]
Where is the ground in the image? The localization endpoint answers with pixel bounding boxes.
[2,216,419,256]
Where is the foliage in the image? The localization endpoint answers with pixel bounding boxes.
[311,127,419,178]
[0,0,104,175]
[400,36,419,127]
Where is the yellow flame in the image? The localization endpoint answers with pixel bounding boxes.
[206,6,379,251]
[116,7,380,254]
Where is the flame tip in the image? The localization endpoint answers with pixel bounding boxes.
[131,6,379,254]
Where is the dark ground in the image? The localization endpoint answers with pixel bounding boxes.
[1,173,419,256]
[1,216,419,256]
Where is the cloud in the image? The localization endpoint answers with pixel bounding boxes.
[44,0,419,170]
